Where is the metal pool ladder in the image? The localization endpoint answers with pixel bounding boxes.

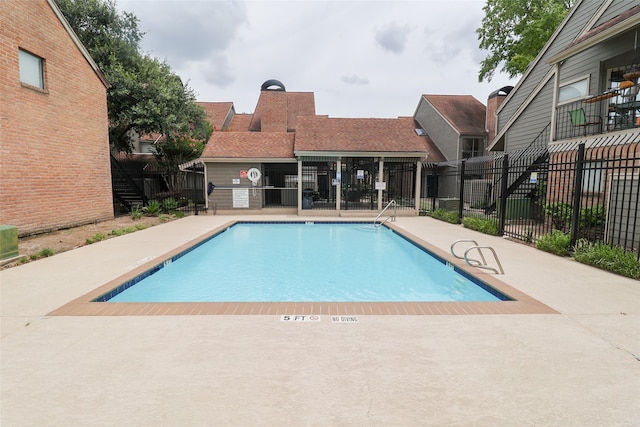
[374,200,397,227]
[450,239,504,274]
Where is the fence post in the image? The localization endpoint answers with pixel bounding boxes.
[458,160,465,224]
[430,168,437,212]
[570,143,586,248]
[498,153,509,236]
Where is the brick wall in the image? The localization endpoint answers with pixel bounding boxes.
[486,92,507,143]
[260,91,288,132]
[0,0,114,236]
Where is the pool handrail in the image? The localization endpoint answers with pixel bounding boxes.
[374,200,397,227]
[451,239,504,274]
[464,246,504,274]
[450,239,487,266]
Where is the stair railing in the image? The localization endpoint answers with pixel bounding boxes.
[374,200,396,227]
[110,154,149,210]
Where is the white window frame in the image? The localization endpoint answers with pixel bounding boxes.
[558,75,590,105]
[19,48,45,89]
[582,161,604,193]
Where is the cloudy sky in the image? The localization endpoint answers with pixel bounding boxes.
[117,0,518,118]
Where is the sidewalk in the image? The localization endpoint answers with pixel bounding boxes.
[1,215,639,425]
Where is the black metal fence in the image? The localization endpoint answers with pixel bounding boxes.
[297,159,417,211]
[111,154,206,216]
[423,139,640,257]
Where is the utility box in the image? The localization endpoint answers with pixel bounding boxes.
[438,198,460,211]
[498,198,532,220]
[0,225,19,260]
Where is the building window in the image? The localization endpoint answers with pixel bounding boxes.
[558,77,589,104]
[462,138,483,159]
[19,49,44,89]
[582,162,603,193]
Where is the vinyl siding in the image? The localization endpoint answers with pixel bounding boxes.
[595,0,638,25]
[607,175,640,250]
[206,163,264,210]
[497,0,602,135]
[414,100,460,161]
[504,79,555,151]
[559,28,636,94]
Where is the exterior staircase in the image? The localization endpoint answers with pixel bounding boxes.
[110,154,148,212]
[484,123,551,215]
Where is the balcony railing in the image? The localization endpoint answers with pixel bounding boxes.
[555,82,639,141]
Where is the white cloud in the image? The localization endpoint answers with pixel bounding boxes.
[341,74,370,85]
[116,0,519,117]
[375,21,411,54]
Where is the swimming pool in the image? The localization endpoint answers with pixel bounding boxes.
[102,222,509,303]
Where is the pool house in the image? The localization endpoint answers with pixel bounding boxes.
[196,80,445,216]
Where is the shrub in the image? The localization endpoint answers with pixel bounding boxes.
[430,208,459,224]
[545,202,572,231]
[39,248,55,257]
[86,233,106,245]
[143,199,162,216]
[462,216,499,236]
[27,248,55,261]
[573,241,640,279]
[17,248,55,264]
[545,203,606,232]
[579,205,605,228]
[536,230,571,256]
[109,224,147,236]
[130,204,143,220]
[161,197,179,212]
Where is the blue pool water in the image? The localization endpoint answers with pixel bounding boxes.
[105,222,505,303]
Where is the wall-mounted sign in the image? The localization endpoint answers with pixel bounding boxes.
[232,178,240,184]
[530,172,538,184]
[240,170,248,178]
[232,188,249,208]
[357,169,364,179]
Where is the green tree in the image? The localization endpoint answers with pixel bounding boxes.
[56,0,211,152]
[153,128,211,197]
[107,54,209,149]
[152,96,212,196]
[477,0,573,82]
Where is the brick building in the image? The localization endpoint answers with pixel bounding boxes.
[0,0,113,236]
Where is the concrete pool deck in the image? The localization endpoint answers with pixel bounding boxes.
[1,214,639,425]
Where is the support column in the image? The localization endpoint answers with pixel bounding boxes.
[414,160,422,211]
[203,162,209,211]
[550,63,560,142]
[298,159,303,213]
[378,158,384,210]
[336,159,342,212]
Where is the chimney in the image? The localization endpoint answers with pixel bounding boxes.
[486,86,513,142]
[260,90,288,132]
[249,80,288,132]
